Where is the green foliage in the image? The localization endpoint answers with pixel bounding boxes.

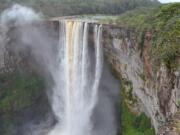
[155,3,180,28]
[109,63,154,135]
[102,3,180,71]
[0,71,44,112]
[152,3,180,71]
[121,102,155,135]
[100,7,154,30]
[0,0,160,17]
[122,80,137,104]
[118,77,155,135]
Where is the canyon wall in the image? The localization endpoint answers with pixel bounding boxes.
[0,20,179,135]
[101,25,180,134]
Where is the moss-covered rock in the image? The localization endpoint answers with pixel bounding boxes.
[119,77,155,135]
[109,61,155,135]
[0,71,44,113]
[120,102,155,135]
[0,70,50,135]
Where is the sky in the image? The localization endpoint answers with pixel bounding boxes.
[159,0,180,3]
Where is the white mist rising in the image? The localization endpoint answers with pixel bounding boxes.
[1,4,41,25]
[48,21,103,135]
[0,4,41,72]
[0,4,119,135]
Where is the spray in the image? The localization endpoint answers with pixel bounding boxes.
[0,5,119,135]
[48,20,103,135]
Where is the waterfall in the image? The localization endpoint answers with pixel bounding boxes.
[48,20,103,135]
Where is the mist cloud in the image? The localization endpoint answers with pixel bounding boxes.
[1,4,41,26]
[0,4,120,135]
[0,5,56,135]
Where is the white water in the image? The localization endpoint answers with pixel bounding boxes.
[48,20,103,135]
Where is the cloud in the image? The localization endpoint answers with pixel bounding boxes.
[159,0,180,3]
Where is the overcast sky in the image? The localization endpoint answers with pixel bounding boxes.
[159,0,180,3]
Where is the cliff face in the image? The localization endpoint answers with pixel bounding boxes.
[0,19,179,134]
[102,25,180,134]
[0,22,56,135]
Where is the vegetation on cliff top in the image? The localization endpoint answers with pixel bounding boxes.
[152,3,180,71]
[105,3,180,134]
[0,0,159,17]
[101,3,180,71]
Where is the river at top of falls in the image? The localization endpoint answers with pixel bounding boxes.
[48,20,103,135]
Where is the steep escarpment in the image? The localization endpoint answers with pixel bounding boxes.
[102,24,179,134]
[0,3,179,135]
[101,3,180,135]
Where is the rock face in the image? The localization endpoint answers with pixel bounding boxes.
[0,21,56,135]
[101,25,180,134]
[0,25,6,73]
[0,20,179,134]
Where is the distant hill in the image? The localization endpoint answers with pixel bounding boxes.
[0,0,160,17]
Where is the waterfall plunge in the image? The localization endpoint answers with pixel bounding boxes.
[48,20,103,135]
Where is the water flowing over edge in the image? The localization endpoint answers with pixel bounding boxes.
[48,20,103,135]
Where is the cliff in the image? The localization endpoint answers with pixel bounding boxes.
[0,3,179,135]
[38,14,180,134]
[100,3,180,134]
[101,25,180,134]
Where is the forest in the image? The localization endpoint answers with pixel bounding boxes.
[0,0,160,17]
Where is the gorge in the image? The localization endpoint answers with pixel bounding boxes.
[0,3,180,135]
